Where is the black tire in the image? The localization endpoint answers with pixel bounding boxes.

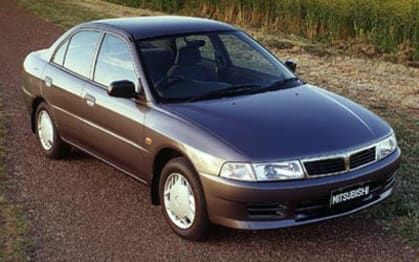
[35,102,70,159]
[159,157,209,241]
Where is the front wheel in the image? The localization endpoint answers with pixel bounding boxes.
[159,157,209,241]
[35,102,70,158]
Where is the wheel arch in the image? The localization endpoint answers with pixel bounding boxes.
[151,147,197,205]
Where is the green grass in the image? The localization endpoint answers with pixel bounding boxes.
[0,101,31,261]
[17,0,106,29]
[17,0,163,30]
[369,110,419,244]
[14,0,419,247]
[107,0,419,61]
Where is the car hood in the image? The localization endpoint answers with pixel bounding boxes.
[162,85,392,161]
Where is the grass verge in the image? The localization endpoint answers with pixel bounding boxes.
[369,110,419,245]
[0,101,31,261]
[17,0,163,29]
[15,0,419,246]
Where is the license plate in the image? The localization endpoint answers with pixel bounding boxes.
[330,184,370,207]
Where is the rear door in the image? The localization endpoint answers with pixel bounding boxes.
[79,33,148,179]
[43,30,102,143]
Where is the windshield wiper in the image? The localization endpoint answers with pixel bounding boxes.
[260,77,301,92]
[184,78,300,103]
[186,84,262,102]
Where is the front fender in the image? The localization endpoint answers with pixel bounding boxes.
[144,105,246,180]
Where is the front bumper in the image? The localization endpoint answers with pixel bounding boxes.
[200,149,400,230]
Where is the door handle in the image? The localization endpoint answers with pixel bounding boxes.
[44,76,53,88]
[84,93,96,107]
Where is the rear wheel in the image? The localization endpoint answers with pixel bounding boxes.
[35,102,70,158]
[159,157,209,240]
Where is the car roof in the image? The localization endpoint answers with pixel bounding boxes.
[88,16,237,40]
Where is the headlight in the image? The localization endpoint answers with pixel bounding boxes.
[376,133,397,160]
[220,161,305,181]
[253,161,304,181]
[219,162,256,181]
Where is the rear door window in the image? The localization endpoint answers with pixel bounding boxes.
[64,31,102,78]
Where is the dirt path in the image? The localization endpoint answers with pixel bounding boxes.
[0,1,418,261]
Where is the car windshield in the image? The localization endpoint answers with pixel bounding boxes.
[137,30,299,103]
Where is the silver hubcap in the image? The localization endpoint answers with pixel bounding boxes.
[163,173,196,229]
[37,110,54,151]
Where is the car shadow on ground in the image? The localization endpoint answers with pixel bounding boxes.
[207,211,375,242]
[64,148,94,161]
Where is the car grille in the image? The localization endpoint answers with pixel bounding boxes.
[350,147,376,169]
[304,158,345,176]
[303,146,376,177]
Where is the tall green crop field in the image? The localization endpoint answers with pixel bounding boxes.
[107,0,419,60]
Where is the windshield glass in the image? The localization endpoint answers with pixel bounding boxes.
[137,30,299,102]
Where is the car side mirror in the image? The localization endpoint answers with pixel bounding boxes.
[285,60,297,73]
[108,80,137,98]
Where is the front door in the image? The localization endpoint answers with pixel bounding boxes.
[79,33,148,179]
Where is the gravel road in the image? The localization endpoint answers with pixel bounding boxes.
[1,1,418,261]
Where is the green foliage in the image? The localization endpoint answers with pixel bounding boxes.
[107,0,419,60]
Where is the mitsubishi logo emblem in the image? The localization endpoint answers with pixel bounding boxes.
[344,154,350,170]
